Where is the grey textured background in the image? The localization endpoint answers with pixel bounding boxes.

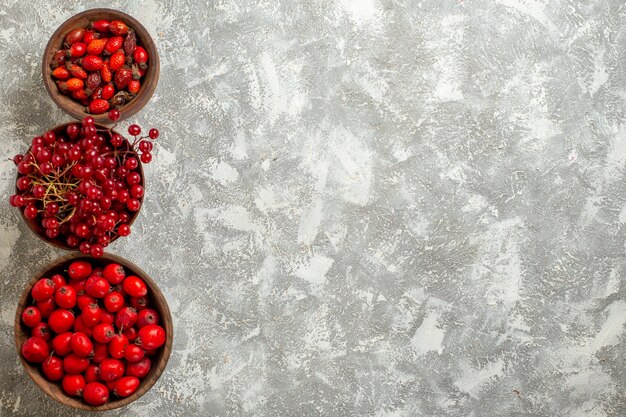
[1,0,626,416]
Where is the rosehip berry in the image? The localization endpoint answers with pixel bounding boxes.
[21,336,49,363]
[63,374,85,397]
[21,306,42,328]
[83,382,109,406]
[109,20,129,35]
[65,28,85,45]
[91,19,111,33]
[133,46,148,65]
[48,308,75,333]
[42,355,65,381]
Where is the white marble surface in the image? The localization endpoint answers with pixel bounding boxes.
[1,0,626,416]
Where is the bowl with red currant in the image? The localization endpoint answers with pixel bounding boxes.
[14,253,172,410]
[43,8,159,123]
[9,111,159,256]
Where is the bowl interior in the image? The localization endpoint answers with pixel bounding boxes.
[42,8,160,123]
[14,252,173,411]
[16,122,144,250]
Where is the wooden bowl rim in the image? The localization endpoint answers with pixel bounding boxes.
[13,252,173,411]
[42,8,160,124]
[16,121,145,250]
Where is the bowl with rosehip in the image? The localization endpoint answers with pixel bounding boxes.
[9,115,159,256]
[43,8,159,123]
[14,253,173,410]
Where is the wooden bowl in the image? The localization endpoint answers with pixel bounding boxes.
[42,8,160,123]
[15,121,144,250]
[14,252,173,411]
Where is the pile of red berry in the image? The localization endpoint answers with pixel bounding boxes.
[20,260,166,406]
[9,112,158,256]
[51,19,149,114]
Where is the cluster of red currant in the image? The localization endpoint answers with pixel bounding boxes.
[9,109,158,256]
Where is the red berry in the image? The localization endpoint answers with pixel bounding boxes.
[118,224,131,237]
[31,278,56,301]
[92,19,111,33]
[81,303,102,327]
[85,364,101,383]
[122,276,147,298]
[88,98,110,115]
[63,353,90,374]
[31,322,50,341]
[137,324,166,350]
[133,46,148,65]
[104,36,124,54]
[48,309,75,333]
[104,291,125,312]
[115,306,138,329]
[35,298,56,319]
[21,306,41,328]
[21,336,49,363]
[100,310,115,325]
[77,294,96,310]
[62,374,85,397]
[124,344,145,363]
[83,382,109,406]
[92,323,116,343]
[82,54,103,71]
[99,358,125,382]
[85,275,111,298]
[108,109,121,122]
[108,334,129,359]
[71,332,94,357]
[91,244,104,257]
[128,124,141,136]
[113,376,140,397]
[102,263,125,284]
[68,261,92,280]
[65,28,85,45]
[122,326,138,342]
[109,20,129,36]
[148,128,159,139]
[92,342,109,364]
[50,273,66,288]
[42,355,65,381]
[52,332,74,357]
[55,285,77,309]
[126,357,151,379]
[108,50,125,71]
[136,308,160,329]
[140,152,152,164]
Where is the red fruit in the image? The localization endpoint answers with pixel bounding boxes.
[83,29,99,44]
[137,308,159,329]
[125,357,150,379]
[109,20,129,36]
[55,285,77,309]
[87,38,108,55]
[137,324,166,350]
[103,263,125,285]
[122,326,138,342]
[104,36,124,54]
[50,273,66,288]
[63,353,90,374]
[100,310,115,325]
[108,334,129,359]
[92,342,109,364]
[52,332,73,356]
[114,67,132,89]
[73,315,93,337]
[104,291,125,313]
[88,98,110,115]
[101,61,113,83]
[99,358,125,382]
[65,28,85,45]
[129,296,149,311]
[92,323,115,344]
[85,363,101,383]
[102,83,115,100]
[82,303,102,327]
[133,46,148,66]
[51,66,70,80]
[77,294,96,310]
[32,278,56,301]
[66,63,87,79]
[115,307,138,329]
[108,50,125,71]
[22,337,49,363]
[113,376,139,397]
[31,322,50,341]
[85,275,111,298]
[21,306,41,328]
[68,261,92,280]
[84,382,109,406]
[48,309,75,333]
[124,344,145,363]
[82,54,103,71]
[71,89,88,100]
[122,276,147,298]
[71,332,94,357]
[62,374,85,396]
[51,49,67,69]
[92,19,111,33]
[68,42,87,58]
[36,298,56,318]
[42,355,65,381]
[127,79,140,94]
